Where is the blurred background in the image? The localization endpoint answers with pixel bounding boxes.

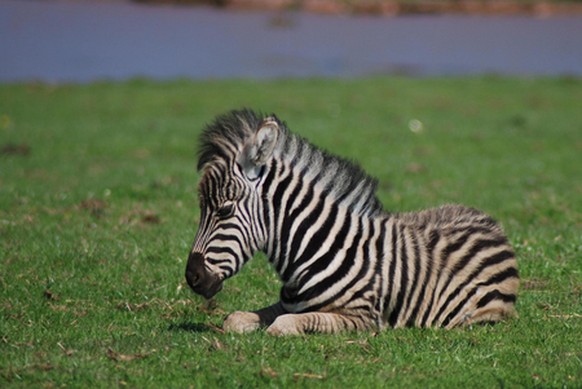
[1,0,582,83]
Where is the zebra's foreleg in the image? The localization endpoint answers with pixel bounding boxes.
[223,302,286,333]
[266,311,371,336]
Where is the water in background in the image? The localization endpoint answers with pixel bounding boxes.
[1,0,581,82]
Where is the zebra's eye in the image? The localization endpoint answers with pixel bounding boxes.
[216,202,235,219]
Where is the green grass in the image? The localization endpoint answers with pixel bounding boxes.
[1,77,581,387]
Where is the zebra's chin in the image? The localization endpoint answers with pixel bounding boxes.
[189,281,223,300]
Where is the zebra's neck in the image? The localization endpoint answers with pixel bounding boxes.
[270,131,382,216]
[260,132,385,285]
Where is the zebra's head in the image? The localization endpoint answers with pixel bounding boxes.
[186,110,280,299]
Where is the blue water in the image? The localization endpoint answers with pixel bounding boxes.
[1,0,581,82]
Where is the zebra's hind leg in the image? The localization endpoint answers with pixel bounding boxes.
[223,302,286,333]
[266,311,371,336]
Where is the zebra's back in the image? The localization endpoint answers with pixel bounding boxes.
[381,205,519,329]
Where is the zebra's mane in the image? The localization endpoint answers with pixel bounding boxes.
[198,109,383,216]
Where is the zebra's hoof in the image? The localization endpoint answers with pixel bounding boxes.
[266,315,302,336]
[223,311,261,333]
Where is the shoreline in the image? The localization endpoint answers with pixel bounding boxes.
[133,0,582,16]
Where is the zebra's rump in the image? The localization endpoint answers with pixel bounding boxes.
[382,205,519,329]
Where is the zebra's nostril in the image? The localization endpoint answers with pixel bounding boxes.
[186,270,199,285]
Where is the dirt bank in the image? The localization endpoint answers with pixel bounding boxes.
[133,0,582,16]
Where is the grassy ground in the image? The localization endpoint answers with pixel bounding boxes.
[1,77,580,387]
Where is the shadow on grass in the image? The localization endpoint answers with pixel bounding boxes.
[167,321,222,333]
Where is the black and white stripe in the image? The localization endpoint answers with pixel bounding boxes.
[187,109,519,333]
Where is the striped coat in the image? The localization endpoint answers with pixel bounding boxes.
[185,109,519,335]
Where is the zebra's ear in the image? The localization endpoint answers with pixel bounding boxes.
[240,120,278,180]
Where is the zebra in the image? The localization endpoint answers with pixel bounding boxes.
[185,109,519,335]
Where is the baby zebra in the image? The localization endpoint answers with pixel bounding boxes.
[185,109,519,335]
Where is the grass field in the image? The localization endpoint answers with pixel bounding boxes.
[1,77,581,387]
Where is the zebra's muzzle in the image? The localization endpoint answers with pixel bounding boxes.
[185,252,223,299]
